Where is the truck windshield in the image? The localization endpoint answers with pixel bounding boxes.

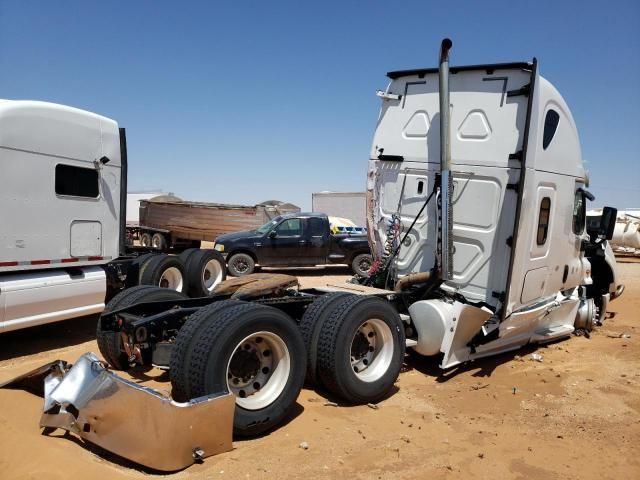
[256,217,282,234]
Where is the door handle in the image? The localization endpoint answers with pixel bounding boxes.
[298,240,308,245]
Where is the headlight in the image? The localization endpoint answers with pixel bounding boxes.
[214,244,225,252]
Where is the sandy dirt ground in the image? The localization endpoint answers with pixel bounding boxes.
[0,262,638,479]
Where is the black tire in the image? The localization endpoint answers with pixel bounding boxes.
[151,233,168,251]
[299,292,351,386]
[185,249,227,297]
[140,232,152,247]
[185,303,306,437]
[169,299,246,401]
[178,247,200,265]
[227,252,255,277]
[316,295,405,404]
[97,285,187,370]
[351,253,373,277]
[139,254,186,293]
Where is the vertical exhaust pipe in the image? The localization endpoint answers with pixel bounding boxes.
[438,38,454,280]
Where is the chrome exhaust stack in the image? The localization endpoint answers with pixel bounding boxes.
[438,38,454,281]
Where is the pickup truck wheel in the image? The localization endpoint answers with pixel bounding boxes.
[351,253,373,277]
[151,233,168,251]
[299,292,351,386]
[227,253,256,277]
[170,299,246,401]
[186,303,306,437]
[185,249,227,296]
[139,255,186,293]
[97,285,187,370]
[316,295,405,404]
[140,232,152,248]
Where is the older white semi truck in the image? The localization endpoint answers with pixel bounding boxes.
[1,39,624,471]
[0,101,226,333]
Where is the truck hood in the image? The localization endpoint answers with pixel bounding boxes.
[216,229,261,243]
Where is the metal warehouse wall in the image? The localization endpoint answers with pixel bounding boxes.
[312,192,366,226]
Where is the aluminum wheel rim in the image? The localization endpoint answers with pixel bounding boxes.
[350,318,394,383]
[358,256,372,274]
[226,331,290,410]
[141,235,151,247]
[159,267,183,291]
[233,257,250,274]
[151,236,162,249]
[202,259,224,292]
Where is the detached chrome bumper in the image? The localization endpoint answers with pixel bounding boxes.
[0,352,235,472]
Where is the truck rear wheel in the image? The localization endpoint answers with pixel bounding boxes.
[316,295,405,404]
[185,249,227,296]
[139,254,186,293]
[169,299,246,401]
[227,253,256,277]
[97,285,187,370]
[299,292,351,385]
[351,253,373,277]
[140,232,152,247]
[183,303,306,437]
[151,233,168,251]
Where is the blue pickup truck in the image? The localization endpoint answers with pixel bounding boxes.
[213,213,372,277]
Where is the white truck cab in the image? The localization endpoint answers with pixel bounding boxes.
[0,101,125,332]
[366,40,621,368]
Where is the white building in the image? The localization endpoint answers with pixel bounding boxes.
[312,191,366,226]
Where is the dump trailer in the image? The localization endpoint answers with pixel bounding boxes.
[2,39,624,471]
[134,198,300,250]
[0,101,227,333]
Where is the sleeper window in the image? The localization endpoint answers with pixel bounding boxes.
[542,110,560,150]
[55,164,99,198]
[537,197,551,245]
[572,190,586,235]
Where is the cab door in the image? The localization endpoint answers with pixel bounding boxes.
[264,217,308,266]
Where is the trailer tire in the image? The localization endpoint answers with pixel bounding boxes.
[351,253,373,278]
[140,232,152,248]
[151,233,168,251]
[227,253,256,277]
[170,299,246,401]
[97,285,187,370]
[186,303,306,437]
[316,295,405,404]
[185,249,227,297]
[139,254,186,293]
[299,292,351,386]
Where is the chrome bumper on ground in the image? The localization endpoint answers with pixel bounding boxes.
[0,352,235,471]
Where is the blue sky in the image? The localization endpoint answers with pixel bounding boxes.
[1,0,638,210]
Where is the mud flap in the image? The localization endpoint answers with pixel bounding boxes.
[1,352,235,472]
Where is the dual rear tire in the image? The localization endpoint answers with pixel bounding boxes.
[170,302,306,437]
[135,249,226,296]
[300,294,405,403]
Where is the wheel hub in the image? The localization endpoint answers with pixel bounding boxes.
[229,348,261,383]
[351,322,376,373]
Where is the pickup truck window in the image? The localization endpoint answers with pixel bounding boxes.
[275,218,302,236]
[308,217,325,237]
[256,217,281,234]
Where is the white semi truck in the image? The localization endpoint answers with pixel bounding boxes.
[0,101,226,333]
[1,39,624,471]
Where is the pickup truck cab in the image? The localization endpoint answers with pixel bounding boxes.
[213,213,372,276]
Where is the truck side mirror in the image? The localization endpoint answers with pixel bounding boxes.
[268,230,277,238]
[600,206,617,240]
